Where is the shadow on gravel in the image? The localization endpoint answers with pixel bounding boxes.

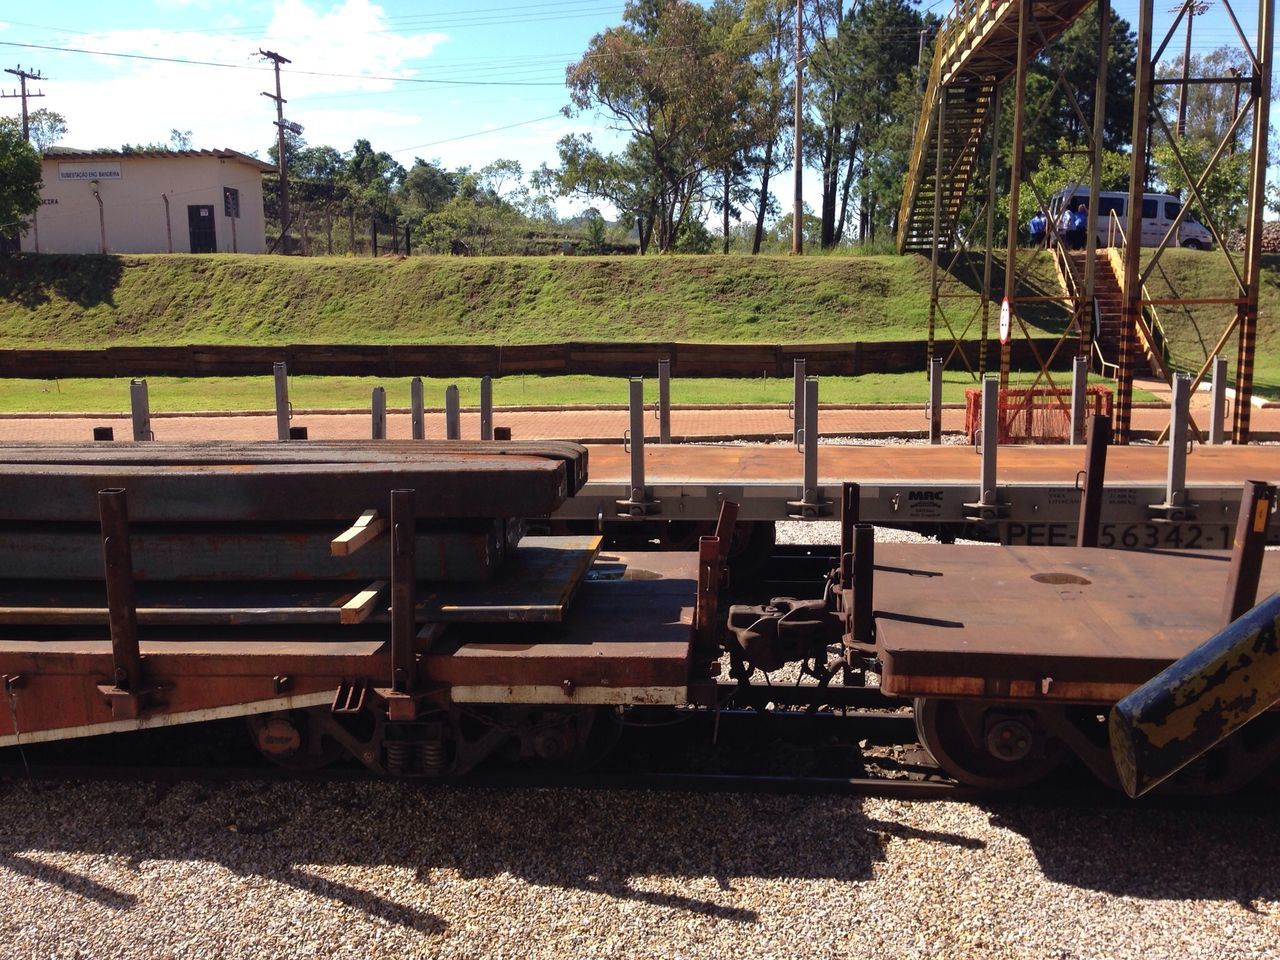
[983,801,1279,906]
[0,779,986,931]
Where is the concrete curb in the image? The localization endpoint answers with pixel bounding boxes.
[0,400,1195,419]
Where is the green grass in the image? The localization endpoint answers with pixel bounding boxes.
[1140,249,1280,399]
[0,372,1155,414]
[0,252,1070,347]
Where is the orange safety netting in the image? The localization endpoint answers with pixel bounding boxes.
[964,386,1113,444]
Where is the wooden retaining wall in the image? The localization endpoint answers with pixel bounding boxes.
[0,339,1073,379]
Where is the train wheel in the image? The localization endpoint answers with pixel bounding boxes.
[247,709,346,770]
[915,698,1064,790]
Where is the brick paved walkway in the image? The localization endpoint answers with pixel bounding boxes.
[1,396,1274,444]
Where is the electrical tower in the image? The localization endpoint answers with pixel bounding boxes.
[259,49,301,254]
[2,65,45,142]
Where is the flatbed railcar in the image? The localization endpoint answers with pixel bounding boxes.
[0,440,1277,794]
[555,443,1280,555]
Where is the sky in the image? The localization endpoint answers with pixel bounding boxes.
[0,0,1273,224]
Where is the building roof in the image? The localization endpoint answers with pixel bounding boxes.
[42,147,275,173]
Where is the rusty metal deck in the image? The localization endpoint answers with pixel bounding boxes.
[585,444,1280,486]
[414,535,601,623]
[0,550,694,747]
[874,544,1280,703]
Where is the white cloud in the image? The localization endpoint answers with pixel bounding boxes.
[24,0,445,154]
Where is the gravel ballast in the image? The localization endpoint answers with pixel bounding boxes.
[1,779,1277,959]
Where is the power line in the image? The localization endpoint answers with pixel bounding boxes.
[387,113,566,156]
[98,0,626,39]
[0,40,565,87]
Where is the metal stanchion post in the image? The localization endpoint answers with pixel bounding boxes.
[273,361,290,441]
[928,357,943,444]
[480,376,493,440]
[1209,355,1228,445]
[371,386,387,440]
[129,379,152,441]
[1070,355,1088,444]
[657,359,671,444]
[410,377,425,440]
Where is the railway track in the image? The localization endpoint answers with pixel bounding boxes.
[0,682,963,799]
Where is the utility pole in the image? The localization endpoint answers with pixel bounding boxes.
[2,65,45,142]
[259,49,294,254]
[1229,66,1243,155]
[792,0,804,255]
[918,28,927,92]
[1173,0,1210,139]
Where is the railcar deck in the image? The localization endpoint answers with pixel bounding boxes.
[586,443,1280,486]
[566,444,1280,546]
[873,544,1280,702]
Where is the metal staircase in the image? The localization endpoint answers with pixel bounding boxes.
[898,82,996,254]
[897,0,1098,255]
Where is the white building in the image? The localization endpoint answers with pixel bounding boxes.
[21,148,274,255]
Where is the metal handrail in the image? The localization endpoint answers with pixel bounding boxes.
[1104,210,1170,373]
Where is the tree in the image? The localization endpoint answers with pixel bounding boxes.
[169,129,193,150]
[837,0,932,244]
[800,0,928,247]
[27,108,67,152]
[735,0,794,253]
[1020,7,1137,170]
[541,134,662,252]
[1148,45,1261,236]
[1152,139,1250,235]
[801,0,849,249]
[563,0,745,252]
[1156,47,1253,150]
[582,209,607,253]
[0,119,42,248]
[346,138,406,223]
[1008,139,1130,232]
[403,158,458,214]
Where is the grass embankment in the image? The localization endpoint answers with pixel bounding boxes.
[0,372,1154,414]
[1139,249,1280,399]
[0,251,1070,346]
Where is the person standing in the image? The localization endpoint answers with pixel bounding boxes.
[1029,209,1046,248]
[1069,203,1089,250]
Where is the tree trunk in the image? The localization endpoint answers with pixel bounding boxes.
[347,210,356,256]
[835,137,858,246]
[819,124,842,249]
[722,166,731,255]
[638,206,655,255]
[752,140,774,255]
[326,209,334,255]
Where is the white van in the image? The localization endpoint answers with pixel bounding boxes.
[1049,186,1214,250]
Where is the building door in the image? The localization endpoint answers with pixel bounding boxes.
[187,205,217,253]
